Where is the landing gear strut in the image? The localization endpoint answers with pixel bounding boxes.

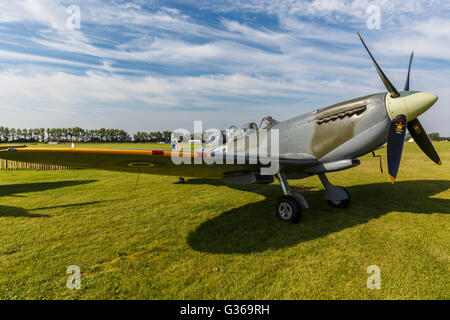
[318,173,351,209]
[276,171,308,223]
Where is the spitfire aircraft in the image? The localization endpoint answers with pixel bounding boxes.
[0,33,441,223]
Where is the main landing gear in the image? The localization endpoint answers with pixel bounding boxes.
[276,171,308,223]
[276,171,351,223]
[317,173,351,209]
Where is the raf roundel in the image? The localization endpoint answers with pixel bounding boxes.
[128,162,155,168]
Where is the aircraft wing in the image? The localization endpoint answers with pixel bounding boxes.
[0,147,319,179]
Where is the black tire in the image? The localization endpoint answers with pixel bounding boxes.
[276,195,302,223]
[178,177,185,184]
[327,187,351,209]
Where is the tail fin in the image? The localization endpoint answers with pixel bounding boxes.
[171,139,181,151]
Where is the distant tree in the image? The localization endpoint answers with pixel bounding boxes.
[428,132,440,141]
[9,128,16,142]
[3,127,10,142]
[39,128,45,142]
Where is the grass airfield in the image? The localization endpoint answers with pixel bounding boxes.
[0,142,448,299]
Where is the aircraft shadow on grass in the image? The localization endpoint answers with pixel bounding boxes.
[0,180,98,218]
[186,179,450,254]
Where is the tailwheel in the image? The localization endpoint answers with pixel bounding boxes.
[327,187,351,209]
[276,195,302,223]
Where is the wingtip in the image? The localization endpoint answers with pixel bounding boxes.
[357,31,361,38]
[389,174,396,184]
[437,160,442,166]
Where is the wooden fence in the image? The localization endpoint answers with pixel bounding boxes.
[0,159,73,170]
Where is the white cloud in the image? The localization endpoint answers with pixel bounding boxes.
[0,0,448,135]
[0,49,92,68]
[0,69,378,131]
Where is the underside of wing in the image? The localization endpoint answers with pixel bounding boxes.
[0,147,319,179]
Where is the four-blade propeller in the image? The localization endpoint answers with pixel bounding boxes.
[357,33,441,183]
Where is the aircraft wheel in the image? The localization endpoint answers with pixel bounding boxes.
[178,177,185,184]
[327,187,351,209]
[276,196,302,223]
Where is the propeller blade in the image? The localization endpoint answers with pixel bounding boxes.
[404,51,414,91]
[357,32,400,98]
[387,115,407,183]
[407,118,441,165]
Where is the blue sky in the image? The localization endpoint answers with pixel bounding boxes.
[0,0,449,135]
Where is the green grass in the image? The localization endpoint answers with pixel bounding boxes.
[0,142,448,299]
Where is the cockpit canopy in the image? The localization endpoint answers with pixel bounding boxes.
[259,116,279,129]
[204,129,227,144]
[230,116,279,134]
[239,122,258,132]
[202,116,279,152]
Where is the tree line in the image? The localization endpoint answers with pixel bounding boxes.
[133,130,172,143]
[427,132,449,141]
[406,132,449,142]
[0,126,172,143]
[1,125,447,143]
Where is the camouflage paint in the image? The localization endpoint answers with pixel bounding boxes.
[311,95,372,159]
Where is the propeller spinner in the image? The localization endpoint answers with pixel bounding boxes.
[357,33,441,183]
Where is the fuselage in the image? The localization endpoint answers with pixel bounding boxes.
[276,92,389,162]
[228,93,389,163]
[230,90,437,166]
